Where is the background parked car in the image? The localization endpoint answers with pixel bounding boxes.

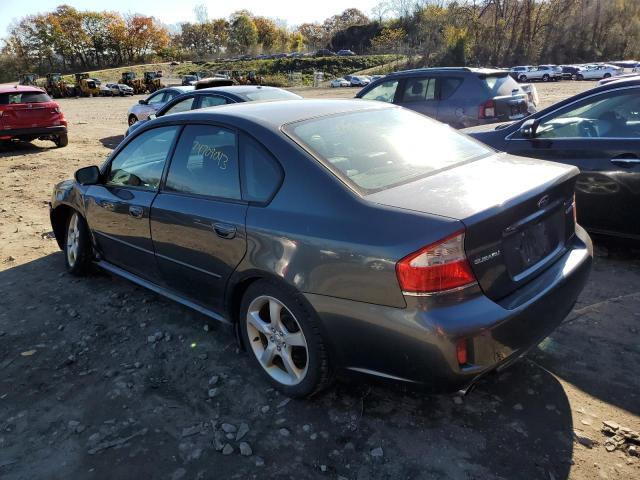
[509,66,531,81]
[337,49,356,56]
[127,86,193,126]
[577,64,623,80]
[125,85,302,136]
[181,75,199,86]
[330,78,350,88]
[463,77,640,241]
[356,67,531,128]
[560,65,582,80]
[314,49,336,57]
[106,83,134,96]
[51,99,592,397]
[513,65,562,82]
[350,75,370,87]
[0,85,68,147]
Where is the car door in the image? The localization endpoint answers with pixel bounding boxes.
[150,124,248,311]
[394,76,438,119]
[84,126,180,280]
[505,87,640,238]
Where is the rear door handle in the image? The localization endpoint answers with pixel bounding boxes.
[129,205,144,218]
[213,222,236,239]
[98,200,115,211]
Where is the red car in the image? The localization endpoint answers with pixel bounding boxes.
[0,85,68,147]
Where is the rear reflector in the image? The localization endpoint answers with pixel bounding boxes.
[456,339,468,365]
[396,231,477,294]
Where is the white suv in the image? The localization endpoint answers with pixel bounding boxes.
[511,65,562,82]
[578,64,623,80]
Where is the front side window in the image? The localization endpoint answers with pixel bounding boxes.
[165,125,240,199]
[537,90,640,139]
[285,107,492,193]
[360,80,398,103]
[147,92,166,105]
[199,95,228,108]
[400,77,435,102]
[163,96,195,115]
[106,126,179,190]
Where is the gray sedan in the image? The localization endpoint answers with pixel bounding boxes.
[127,86,194,126]
[50,100,592,398]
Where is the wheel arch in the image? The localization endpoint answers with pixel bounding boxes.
[50,204,75,250]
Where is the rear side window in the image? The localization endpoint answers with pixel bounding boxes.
[400,78,435,102]
[240,135,282,202]
[0,92,51,104]
[481,75,520,96]
[360,80,398,103]
[440,77,463,100]
[165,125,240,200]
[164,96,195,115]
[200,95,228,108]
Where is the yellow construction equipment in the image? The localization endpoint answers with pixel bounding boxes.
[43,73,70,98]
[120,72,146,94]
[74,73,100,97]
[18,73,38,86]
[143,71,165,93]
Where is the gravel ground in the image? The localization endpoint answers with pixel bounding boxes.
[1,81,639,480]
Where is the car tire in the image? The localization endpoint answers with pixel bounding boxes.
[64,211,92,275]
[604,73,611,78]
[54,133,68,148]
[542,74,550,82]
[571,74,577,80]
[128,115,138,126]
[577,74,584,80]
[518,74,527,82]
[239,279,332,398]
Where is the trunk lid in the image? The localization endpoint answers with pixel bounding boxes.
[493,93,529,121]
[367,153,578,301]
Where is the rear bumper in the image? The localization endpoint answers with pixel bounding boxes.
[0,125,67,139]
[305,226,592,392]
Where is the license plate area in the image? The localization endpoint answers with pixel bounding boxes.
[503,209,565,279]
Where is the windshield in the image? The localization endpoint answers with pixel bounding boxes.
[0,91,52,104]
[242,89,302,101]
[284,107,492,193]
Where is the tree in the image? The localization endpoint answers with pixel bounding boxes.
[228,13,258,54]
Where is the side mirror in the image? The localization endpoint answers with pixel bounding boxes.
[519,118,539,139]
[74,165,100,185]
[138,99,147,105]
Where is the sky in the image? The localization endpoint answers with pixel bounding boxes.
[0,0,381,38]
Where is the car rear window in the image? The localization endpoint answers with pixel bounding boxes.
[284,107,492,194]
[481,74,520,96]
[241,89,302,101]
[0,91,52,104]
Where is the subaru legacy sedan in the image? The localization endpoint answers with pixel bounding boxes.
[50,100,592,398]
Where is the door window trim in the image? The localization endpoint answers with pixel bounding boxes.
[505,85,640,141]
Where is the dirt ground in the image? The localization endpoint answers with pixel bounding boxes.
[1,81,639,480]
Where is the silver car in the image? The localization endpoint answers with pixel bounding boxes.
[127,86,194,126]
[107,83,134,96]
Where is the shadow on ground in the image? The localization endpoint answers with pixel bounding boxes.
[0,140,56,157]
[0,254,581,479]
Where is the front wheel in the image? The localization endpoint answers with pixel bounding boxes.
[542,74,550,82]
[603,73,612,78]
[239,280,331,398]
[518,74,527,82]
[577,74,584,81]
[64,211,92,275]
[54,133,68,148]
[128,115,138,126]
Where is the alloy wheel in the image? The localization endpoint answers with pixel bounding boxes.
[66,213,80,267]
[246,295,309,386]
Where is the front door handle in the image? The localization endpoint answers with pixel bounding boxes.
[611,155,640,167]
[129,205,144,218]
[213,222,236,239]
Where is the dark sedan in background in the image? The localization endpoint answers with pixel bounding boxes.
[50,100,592,398]
[464,78,640,241]
[125,85,302,136]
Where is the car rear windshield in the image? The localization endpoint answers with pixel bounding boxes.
[0,91,52,104]
[241,89,302,101]
[284,107,492,194]
[480,74,521,96]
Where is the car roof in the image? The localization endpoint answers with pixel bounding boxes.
[0,85,46,94]
[164,99,391,129]
[385,67,508,78]
[193,85,289,96]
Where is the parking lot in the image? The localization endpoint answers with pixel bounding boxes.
[1,81,639,480]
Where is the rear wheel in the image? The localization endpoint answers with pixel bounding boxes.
[604,73,612,78]
[577,74,584,80]
[518,74,527,82]
[239,280,331,398]
[54,133,68,148]
[542,74,550,82]
[128,115,138,126]
[64,211,92,275]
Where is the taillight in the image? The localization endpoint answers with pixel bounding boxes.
[479,99,496,119]
[396,230,477,294]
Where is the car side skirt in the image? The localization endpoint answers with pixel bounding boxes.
[96,260,230,325]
